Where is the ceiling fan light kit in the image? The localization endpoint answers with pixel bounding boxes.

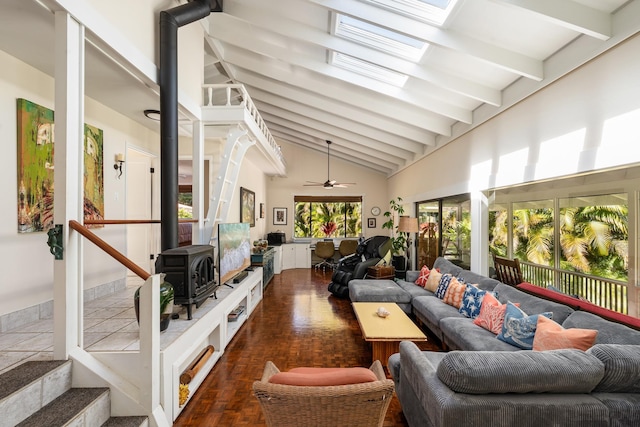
[304,140,356,189]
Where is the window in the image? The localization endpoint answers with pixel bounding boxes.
[512,199,555,267]
[294,196,362,238]
[559,193,628,281]
[416,193,470,268]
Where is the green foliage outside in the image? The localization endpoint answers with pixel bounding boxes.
[294,202,362,238]
[489,202,628,281]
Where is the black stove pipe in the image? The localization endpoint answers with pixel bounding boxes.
[159,0,221,251]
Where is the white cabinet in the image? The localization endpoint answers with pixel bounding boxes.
[272,245,283,274]
[295,243,311,268]
[281,244,296,270]
[281,243,310,269]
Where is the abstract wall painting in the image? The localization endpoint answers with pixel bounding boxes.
[17,98,104,233]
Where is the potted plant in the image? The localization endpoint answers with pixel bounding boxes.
[134,274,175,332]
[382,197,408,272]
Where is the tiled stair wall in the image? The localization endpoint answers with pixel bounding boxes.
[0,360,147,427]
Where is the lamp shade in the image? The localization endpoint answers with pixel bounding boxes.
[398,216,419,233]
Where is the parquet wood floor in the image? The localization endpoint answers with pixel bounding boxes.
[173,268,440,426]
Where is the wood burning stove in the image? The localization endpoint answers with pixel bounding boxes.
[155,244,218,320]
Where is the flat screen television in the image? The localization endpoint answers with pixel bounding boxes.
[217,222,252,285]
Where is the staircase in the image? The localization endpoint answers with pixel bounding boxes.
[0,360,148,427]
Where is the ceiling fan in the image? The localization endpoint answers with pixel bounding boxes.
[304,140,356,189]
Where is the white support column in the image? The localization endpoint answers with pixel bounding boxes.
[470,191,489,275]
[53,11,85,360]
[192,120,205,244]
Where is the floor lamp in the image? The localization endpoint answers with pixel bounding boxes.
[398,216,419,271]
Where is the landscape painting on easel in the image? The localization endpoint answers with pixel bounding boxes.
[17,98,104,233]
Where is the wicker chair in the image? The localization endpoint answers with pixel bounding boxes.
[253,360,394,427]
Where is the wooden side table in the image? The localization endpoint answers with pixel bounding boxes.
[366,265,395,280]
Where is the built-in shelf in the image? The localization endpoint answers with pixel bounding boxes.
[160,267,263,422]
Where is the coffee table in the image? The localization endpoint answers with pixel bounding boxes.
[352,302,427,366]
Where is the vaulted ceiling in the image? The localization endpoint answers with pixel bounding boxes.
[0,0,637,178]
[203,0,635,175]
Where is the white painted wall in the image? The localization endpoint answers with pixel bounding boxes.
[388,33,640,273]
[0,50,155,314]
[265,140,389,240]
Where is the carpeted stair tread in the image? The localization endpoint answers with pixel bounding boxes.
[101,416,148,427]
[0,360,68,400]
[16,387,109,427]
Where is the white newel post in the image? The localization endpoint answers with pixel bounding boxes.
[53,11,85,360]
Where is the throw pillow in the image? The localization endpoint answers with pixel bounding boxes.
[269,367,377,386]
[459,286,489,319]
[414,265,431,287]
[442,278,467,308]
[434,274,454,299]
[497,302,552,350]
[424,269,442,293]
[472,292,513,334]
[532,316,598,351]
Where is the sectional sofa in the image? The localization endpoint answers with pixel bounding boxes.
[348,257,640,427]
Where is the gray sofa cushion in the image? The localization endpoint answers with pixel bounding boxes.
[588,344,640,392]
[590,393,640,427]
[405,270,419,282]
[439,317,520,351]
[494,283,574,323]
[395,278,434,299]
[348,279,411,304]
[436,350,605,394]
[563,311,640,345]
[457,270,500,291]
[412,295,464,341]
[433,257,463,276]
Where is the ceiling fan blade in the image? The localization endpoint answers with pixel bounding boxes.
[304,183,324,186]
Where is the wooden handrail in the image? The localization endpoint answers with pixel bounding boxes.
[69,220,151,280]
[84,219,198,225]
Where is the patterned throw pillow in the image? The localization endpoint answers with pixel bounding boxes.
[473,293,512,334]
[532,316,597,351]
[414,265,431,287]
[497,302,552,350]
[434,274,454,299]
[459,286,489,319]
[425,270,443,293]
[442,279,467,308]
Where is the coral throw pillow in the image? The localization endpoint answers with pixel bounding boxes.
[442,279,467,309]
[532,316,598,351]
[268,367,377,386]
[473,293,515,335]
[497,303,552,350]
[415,265,431,287]
[424,270,443,293]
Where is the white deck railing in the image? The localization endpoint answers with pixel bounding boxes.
[202,84,285,167]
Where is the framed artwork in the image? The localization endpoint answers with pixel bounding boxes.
[240,187,255,227]
[17,98,104,233]
[273,207,287,225]
[260,203,265,218]
[367,217,376,228]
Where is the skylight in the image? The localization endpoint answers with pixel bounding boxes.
[330,51,409,87]
[364,0,459,26]
[335,14,427,61]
